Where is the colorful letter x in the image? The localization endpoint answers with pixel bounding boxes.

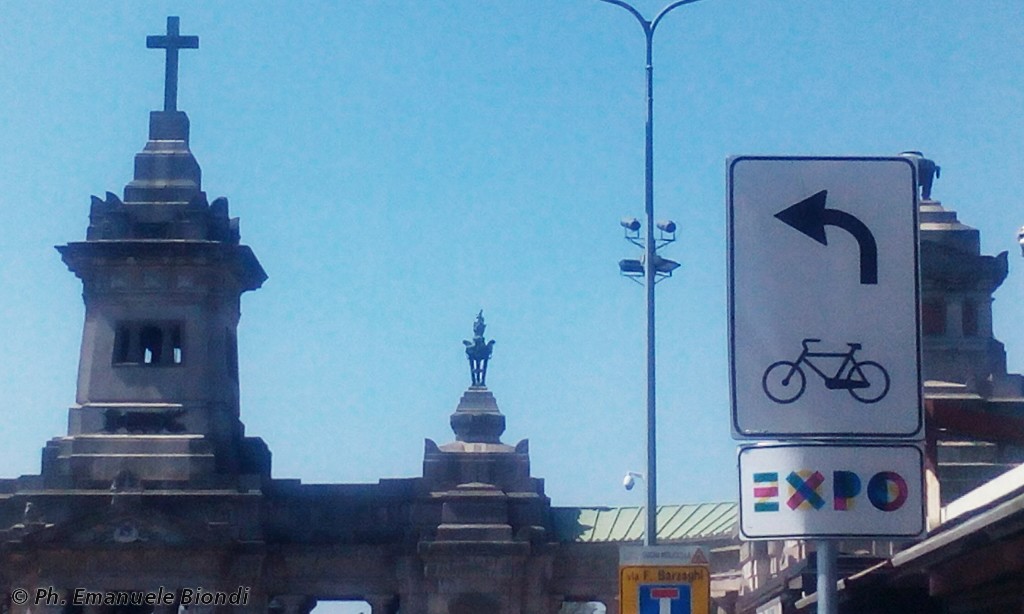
[787,470,825,510]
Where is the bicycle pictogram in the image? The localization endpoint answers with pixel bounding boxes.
[762,338,890,404]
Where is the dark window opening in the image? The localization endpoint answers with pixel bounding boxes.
[140,326,163,364]
[962,300,978,337]
[171,326,183,364]
[113,324,132,363]
[113,321,183,366]
[922,299,946,336]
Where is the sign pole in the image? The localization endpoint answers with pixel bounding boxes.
[816,539,838,614]
[729,157,923,612]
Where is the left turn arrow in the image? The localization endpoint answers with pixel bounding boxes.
[774,189,878,285]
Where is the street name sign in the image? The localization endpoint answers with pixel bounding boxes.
[738,443,925,539]
[728,156,922,439]
[620,545,709,566]
[620,565,710,614]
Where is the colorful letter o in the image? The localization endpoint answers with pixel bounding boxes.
[867,471,908,511]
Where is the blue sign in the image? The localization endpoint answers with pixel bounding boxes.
[639,584,691,614]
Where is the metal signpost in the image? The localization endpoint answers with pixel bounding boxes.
[601,0,716,603]
[728,156,924,614]
[599,0,709,548]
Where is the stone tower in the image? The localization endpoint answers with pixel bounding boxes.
[415,313,557,613]
[903,151,1024,503]
[919,201,1010,394]
[918,194,1024,502]
[42,17,269,488]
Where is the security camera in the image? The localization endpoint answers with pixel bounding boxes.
[623,471,642,491]
[1017,226,1024,257]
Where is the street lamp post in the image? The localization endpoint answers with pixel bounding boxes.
[600,0,707,547]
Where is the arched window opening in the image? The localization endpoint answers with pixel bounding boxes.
[305,599,375,614]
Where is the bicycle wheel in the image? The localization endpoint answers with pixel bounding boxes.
[762,361,806,404]
[848,361,890,403]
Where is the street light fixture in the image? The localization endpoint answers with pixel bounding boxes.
[619,247,680,282]
[599,0,708,547]
[620,217,679,282]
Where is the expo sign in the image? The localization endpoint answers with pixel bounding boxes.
[752,469,909,513]
[738,444,924,539]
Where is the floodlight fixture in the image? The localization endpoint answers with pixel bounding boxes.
[619,259,645,276]
[652,255,680,276]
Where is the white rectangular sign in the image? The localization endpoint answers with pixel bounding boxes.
[729,156,922,439]
[619,545,709,566]
[738,443,924,539]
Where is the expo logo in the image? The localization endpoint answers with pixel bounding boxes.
[752,469,908,513]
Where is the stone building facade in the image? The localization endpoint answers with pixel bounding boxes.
[0,18,738,614]
[7,17,1021,614]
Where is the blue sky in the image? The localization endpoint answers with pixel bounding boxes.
[1,0,1023,526]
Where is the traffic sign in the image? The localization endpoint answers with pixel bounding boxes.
[641,585,690,614]
[620,565,710,614]
[728,156,922,439]
[738,443,924,539]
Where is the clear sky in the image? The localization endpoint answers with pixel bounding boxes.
[2,0,1023,529]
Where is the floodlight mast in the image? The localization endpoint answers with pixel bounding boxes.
[600,0,707,548]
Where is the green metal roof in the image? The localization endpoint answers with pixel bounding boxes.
[552,503,738,543]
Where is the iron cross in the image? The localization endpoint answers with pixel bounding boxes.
[147,16,199,112]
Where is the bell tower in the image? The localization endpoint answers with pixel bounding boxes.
[43,17,268,488]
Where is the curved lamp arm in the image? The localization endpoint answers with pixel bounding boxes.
[652,0,707,32]
[597,0,651,32]
[597,0,708,35]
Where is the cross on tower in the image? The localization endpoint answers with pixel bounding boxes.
[146,16,199,112]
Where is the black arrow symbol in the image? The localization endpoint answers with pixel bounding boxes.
[774,189,878,285]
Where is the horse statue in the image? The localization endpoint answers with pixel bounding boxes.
[463,311,496,387]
